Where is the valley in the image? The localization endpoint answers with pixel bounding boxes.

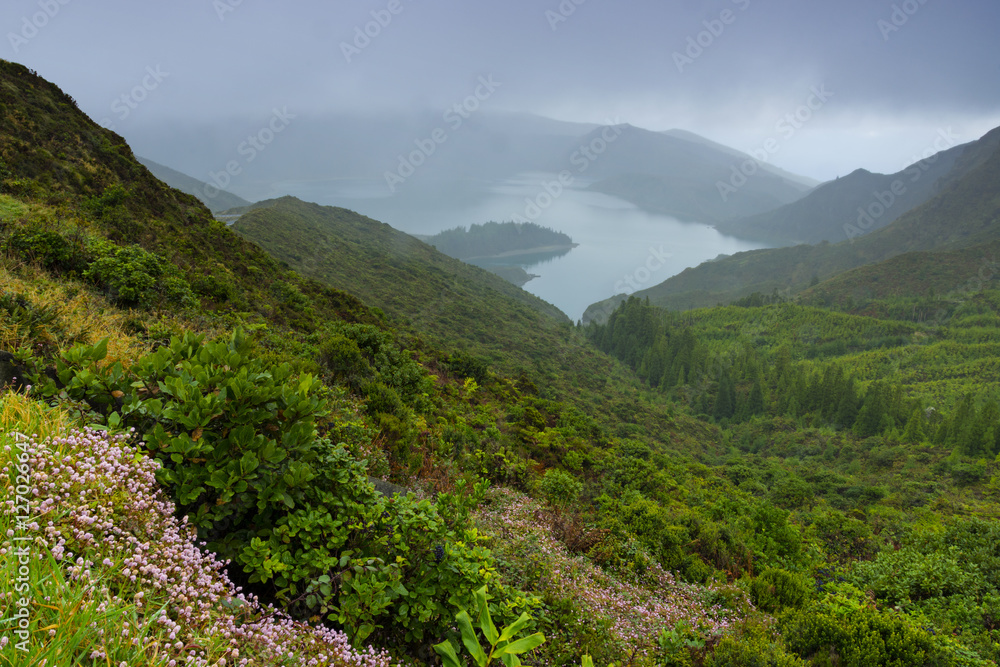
[1,55,999,667]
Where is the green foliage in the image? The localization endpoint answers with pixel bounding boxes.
[781,583,948,666]
[745,568,810,614]
[83,241,196,309]
[433,585,545,667]
[704,622,804,667]
[26,330,532,650]
[83,183,136,240]
[3,229,86,273]
[657,619,708,666]
[538,468,582,510]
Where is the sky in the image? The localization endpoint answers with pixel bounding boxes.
[2,0,1000,181]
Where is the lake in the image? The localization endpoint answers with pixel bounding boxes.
[270,173,769,322]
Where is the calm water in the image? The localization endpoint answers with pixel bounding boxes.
[271,174,768,322]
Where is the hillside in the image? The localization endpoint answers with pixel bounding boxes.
[5,61,1000,667]
[580,125,814,223]
[137,156,253,213]
[798,237,1000,314]
[584,124,1000,318]
[0,61,373,331]
[714,140,966,244]
[230,197,581,367]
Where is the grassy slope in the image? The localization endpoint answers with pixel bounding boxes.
[0,60,376,332]
[584,124,1000,317]
[230,196,694,437]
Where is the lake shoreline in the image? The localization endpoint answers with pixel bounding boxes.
[462,243,579,262]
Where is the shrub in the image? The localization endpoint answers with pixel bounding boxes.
[4,229,85,273]
[705,622,804,667]
[745,568,810,613]
[83,242,196,309]
[781,583,947,666]
[538,468,582,510]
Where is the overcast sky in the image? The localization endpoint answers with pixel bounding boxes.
[3,0,999,180]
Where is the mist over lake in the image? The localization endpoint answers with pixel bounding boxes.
[269,173,768,321]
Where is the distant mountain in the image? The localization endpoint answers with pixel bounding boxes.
[583,125,1000,319]
[123,112,815,222]
[136,157,252,213]
[661,129,819,189]
[232,197,579,368]
[579,125,815,223]
[714,140,969,245]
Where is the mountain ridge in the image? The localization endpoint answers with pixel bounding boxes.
[583,124,1000,319]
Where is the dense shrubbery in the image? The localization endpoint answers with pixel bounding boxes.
[25,330,534,651]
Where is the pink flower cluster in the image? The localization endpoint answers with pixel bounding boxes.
[1,428,397,667]
[477,488,738,657]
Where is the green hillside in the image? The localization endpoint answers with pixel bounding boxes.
[714,142,964,245]
[3,60,1000,667]
[585,125,1000,318]
[231,197,577,368]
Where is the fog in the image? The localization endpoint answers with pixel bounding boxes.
[2,0,999,181]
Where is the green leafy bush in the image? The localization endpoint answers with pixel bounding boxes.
[537,468,582,510]
[82,183,136,240]
[781,583,947,666]
[4,229,85,273]
[745,568,810,613]
[83,242,195,309]
[27,329,534,651]
[705,622,804,667]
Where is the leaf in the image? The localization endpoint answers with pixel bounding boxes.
[240,451,259,475]
[457,610,488,666]
[496,632,545,656]
[475,586,499,646]
[433,640,463,667]
[91,337,109,362]
[500,654,521,667]
[498,611,533,643]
